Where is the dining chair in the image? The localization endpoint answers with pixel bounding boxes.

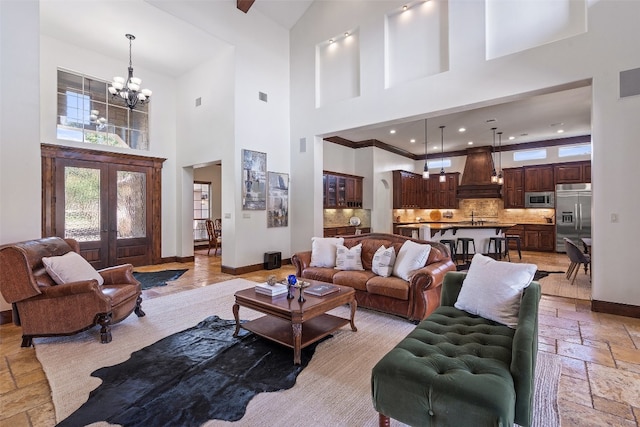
[205,219,222,256]
[564,238,590,286]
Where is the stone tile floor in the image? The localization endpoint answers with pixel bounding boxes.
[1,250,639,426]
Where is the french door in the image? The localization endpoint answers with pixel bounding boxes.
[42,144,165,268]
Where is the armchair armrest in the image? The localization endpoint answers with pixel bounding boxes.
[291,251,312,277]
[98,264,139,286]
[511,281,541,427]
[440,271,467,307]
[38,280,105,299]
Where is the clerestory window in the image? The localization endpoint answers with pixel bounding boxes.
[56,69,149,150]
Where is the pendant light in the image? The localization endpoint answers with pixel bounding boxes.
[422,119,429,179]
[490,127,498,184]
[497,131,504,185]
[439,125,446,183]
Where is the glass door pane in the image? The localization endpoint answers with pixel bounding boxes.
[64,167,101,241]
[116,171,146,239]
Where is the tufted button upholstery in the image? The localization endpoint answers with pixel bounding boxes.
[372,272,541,427]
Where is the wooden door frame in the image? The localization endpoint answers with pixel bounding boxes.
[41,143,166,265]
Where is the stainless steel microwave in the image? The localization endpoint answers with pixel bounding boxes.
[525,191,554,208]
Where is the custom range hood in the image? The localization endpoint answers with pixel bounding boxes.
[456,146,503,199]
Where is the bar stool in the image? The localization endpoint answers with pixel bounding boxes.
[456,237,476,264]
[439,239,457,263]
[505,235,522,260]
[488,236,509,261]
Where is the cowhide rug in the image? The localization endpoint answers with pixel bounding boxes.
[56,315,317,427]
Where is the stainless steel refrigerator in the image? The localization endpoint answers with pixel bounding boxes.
[555,183,592,252]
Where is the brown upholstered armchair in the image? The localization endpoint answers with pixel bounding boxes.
[0,237,145,347]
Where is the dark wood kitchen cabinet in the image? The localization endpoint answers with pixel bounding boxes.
[524,165,554,192]
[393,170,423,208]
[429,172,459,209]
[323,171,363,208]
[523,224,555,252]
[554,161,591,184]
[503,168,525,208]
[393,170,458,209]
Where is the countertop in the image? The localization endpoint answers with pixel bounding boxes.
[396,222,517,230]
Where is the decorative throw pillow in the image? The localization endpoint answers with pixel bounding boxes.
[42,251,104,286]
[372,245,396,277]
[309,237,344,268]
[335,243,365,271]
[392,240,432,281]
[454,253,536,328]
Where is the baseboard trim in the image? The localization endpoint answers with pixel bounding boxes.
[0,309,12,325]
[221,258,291,275]
[591,300,640,319]
[159,256,195,264]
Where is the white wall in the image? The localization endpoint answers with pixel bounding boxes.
[290,0,640,307]
[150,0,293,266]
[0,0,41,311]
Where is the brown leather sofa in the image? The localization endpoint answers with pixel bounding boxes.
[292,233,456,322]
[0,237,144,347]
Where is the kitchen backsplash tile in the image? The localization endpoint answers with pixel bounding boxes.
[393,199,555,224]
[323,209,371,227]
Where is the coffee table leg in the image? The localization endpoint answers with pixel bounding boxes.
[349,299,358,332]
[232,303,241,337]
[292,322,302,365]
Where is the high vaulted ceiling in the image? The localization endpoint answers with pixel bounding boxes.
[40,1,592,155]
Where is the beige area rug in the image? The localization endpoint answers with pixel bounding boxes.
[34,278,561,427]
[538,270,592,300]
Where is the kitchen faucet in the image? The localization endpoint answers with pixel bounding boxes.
[471,211,475,225]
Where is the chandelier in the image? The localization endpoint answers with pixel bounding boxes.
[108,34,152,110]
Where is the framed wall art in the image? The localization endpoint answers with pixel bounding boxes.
[267,171,289,227]
[241,149,267,210]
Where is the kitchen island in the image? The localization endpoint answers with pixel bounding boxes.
[396,222,517,256]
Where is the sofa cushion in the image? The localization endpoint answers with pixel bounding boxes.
[333,270,376,292]
[392,240,432,281]
[42,251,104,286]
[310,237,344,267]
[366,275,410,300]
[300,267,338,283]
[335,243,364,271]
[348,238,394,271]
[455,253,536,328]
[371,245,396,278]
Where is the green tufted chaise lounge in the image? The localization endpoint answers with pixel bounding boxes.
[371,271,541,427]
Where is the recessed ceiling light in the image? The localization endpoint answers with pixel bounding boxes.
[433,145,439,150]
[403,5,408,10]
[508,136,515,140]
[410,139,416,143]
[329,39,334,44]
[390,129,396,134]
[344,32,350,37]
[550,122,564,127]
[557,129,564,133]
[458,127,466,132]
[468,141,473,145]
[520,133,528,136]
[486,118,497,123]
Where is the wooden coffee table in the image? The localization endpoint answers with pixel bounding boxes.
[232,280,357,364]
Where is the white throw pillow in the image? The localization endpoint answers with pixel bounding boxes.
[309,237,344,268]
[392,240,432,281]
[454,253,536,328]
[372,245,396,277]
[335,243,365,271]
[42,251,104,286]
